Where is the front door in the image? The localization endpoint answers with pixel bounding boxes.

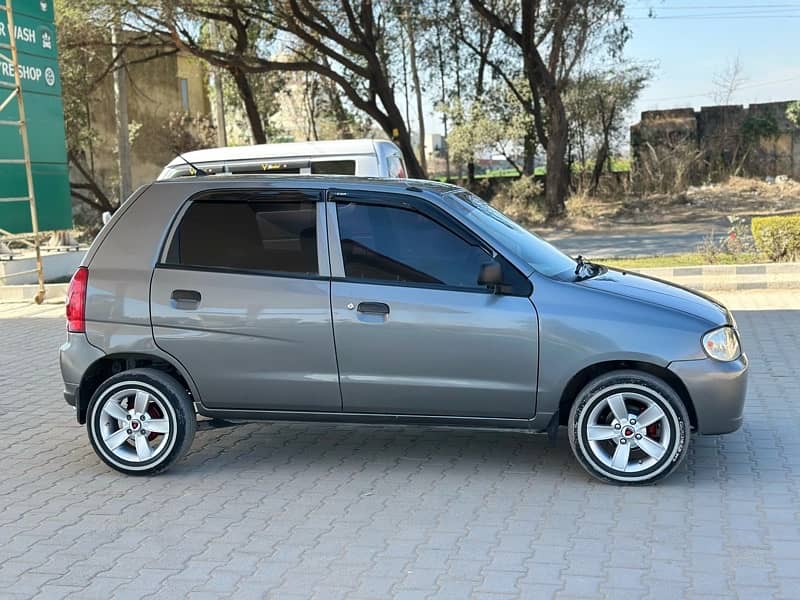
[328,194,539,419]
[150,188,341,412]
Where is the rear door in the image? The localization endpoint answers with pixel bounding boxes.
[327,191,539,419]
[150,188,341,412]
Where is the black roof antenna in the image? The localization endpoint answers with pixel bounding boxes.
[173,148,211,176]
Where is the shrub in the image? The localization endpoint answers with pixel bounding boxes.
[751,215,800,262]
[566,191,604,220]
[491,176,545,226]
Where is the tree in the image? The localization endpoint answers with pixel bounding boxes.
[787,101,800,127]
[129,0,429,178]
[446,81,531,176]
[57,0,177,213]
[468,0,628,218]
[393,1,427,174]
[566,66,650,195]
[153,2,281,144]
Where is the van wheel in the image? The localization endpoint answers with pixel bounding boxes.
[568,370,690,485]
[86,369,196,475]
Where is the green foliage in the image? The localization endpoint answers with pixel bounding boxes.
[55,0,110,153]
[751,215,800,262]
[787,101,800,127]
[565,64,651,177]
[445,81,532,173]
[741,113,780,143]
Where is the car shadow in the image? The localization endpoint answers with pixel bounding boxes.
[167,307,799,488]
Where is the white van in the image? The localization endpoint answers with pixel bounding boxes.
[158,139,408,180]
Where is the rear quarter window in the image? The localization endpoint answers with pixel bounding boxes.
[166,191,319,276]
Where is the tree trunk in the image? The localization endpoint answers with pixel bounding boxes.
[391,124,426,179]
[230,68,266,144]
[522,129,536,176]
[589,139,609,197]
[544,100,569,219]
[405,16,427,175]
[371,74,426,179]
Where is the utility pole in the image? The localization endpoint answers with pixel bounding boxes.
[111,19,132,201]
[211,21,227,147]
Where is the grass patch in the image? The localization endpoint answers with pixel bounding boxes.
[599,252,767,270]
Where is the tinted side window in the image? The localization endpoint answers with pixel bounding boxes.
[168,198,318,275]
[336,203,491,289]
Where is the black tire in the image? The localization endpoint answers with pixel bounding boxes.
[568,370,690,485]
[86,368,196,475]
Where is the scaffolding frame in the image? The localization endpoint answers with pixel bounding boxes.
[0,0,46,303]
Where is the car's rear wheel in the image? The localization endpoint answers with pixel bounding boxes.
[87,369,196,475]
[568,370,690,485]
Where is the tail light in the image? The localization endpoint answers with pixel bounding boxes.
[66,266,88,333]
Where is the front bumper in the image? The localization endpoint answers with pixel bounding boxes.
[668,354,748,435]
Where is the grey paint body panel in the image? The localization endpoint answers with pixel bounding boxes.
[62,174,747,438]
[59,333,105,405]
[330,281,539,418]
[669,355,748,434]
[150,267,341,411]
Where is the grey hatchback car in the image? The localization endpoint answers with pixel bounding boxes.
[59,176,747,484]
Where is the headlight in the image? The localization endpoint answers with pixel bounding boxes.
[702,326,741,361]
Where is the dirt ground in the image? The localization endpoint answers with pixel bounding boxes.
[557,176,800,233]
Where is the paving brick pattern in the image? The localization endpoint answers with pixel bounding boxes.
[0,293,798,599]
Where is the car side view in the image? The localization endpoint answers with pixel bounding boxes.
[59,176,748,484]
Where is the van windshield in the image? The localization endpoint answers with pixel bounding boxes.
[444,190,576,279]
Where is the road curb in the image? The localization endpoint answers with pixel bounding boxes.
[634,262,800,291]
[0,283,68,303]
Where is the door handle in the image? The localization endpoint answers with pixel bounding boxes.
[357,302,390,315]
[170,289,201,309]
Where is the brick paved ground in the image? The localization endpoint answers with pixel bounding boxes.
[0,291,798,599]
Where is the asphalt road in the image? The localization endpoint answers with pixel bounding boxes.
[543,226,729,259]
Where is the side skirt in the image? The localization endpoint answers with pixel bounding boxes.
[195,406,557,433]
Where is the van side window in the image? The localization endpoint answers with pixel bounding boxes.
[311,160,356,175]
[167,199,318,276]
[386,154,406,178]
[336,203,491,289]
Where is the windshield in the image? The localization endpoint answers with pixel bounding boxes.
[445,190,576,278]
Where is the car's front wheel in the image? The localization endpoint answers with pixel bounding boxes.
[568,370,690,485]
[87,369,196,475]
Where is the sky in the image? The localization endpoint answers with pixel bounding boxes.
[626,0,799,125]
[422,1,798,139]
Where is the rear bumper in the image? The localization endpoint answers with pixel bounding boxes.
[669,354,748,435]
[59,332,104,415]
[63,383,78,407]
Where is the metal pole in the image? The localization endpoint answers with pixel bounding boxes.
[6,0,45,303]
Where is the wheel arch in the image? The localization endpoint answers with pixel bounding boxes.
[557,360,698,429]
[76,353,197,424]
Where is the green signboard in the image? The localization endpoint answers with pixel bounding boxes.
[0,0,71,233]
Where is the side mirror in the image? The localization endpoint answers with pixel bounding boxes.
[478,259,503,290]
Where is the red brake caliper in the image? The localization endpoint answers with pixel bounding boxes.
[147,404,164,441]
